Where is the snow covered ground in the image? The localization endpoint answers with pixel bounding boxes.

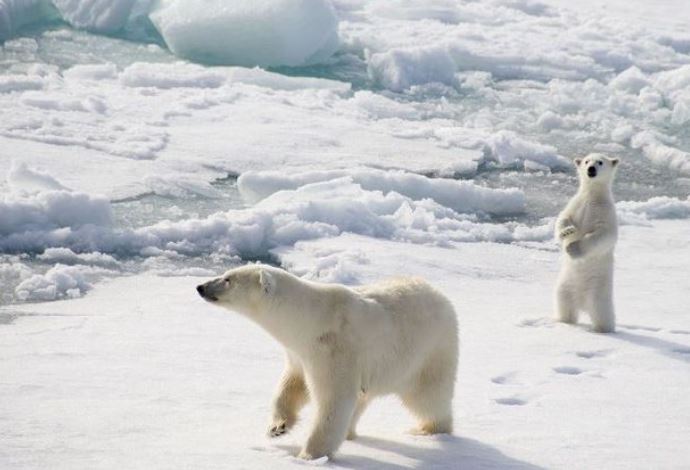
[1,0,689,468]
[2,221,688,469]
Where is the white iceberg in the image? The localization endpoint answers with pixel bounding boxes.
[149,0,340,67]
[0,0,57,41]
[51,0,137,33]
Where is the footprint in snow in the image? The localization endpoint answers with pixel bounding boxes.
[491,372,519,385]
[619,324,661,333]
[553,366,584,375]
[574,349,612,359]
[517,317,555,328]
[494,396,528,406]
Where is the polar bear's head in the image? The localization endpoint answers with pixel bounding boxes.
[196,264,277,313]
[574,153,619,186]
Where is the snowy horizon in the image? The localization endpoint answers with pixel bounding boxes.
[1,1,689,469]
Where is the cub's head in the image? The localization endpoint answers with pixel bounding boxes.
[574,153,619,185]
[196,264,276,313]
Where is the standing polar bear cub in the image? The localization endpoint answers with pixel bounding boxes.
[555,153,619,333]
[197,264,458,460]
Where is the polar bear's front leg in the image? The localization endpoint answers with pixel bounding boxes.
[299,369,359,460]
[268,366,308,438]
[556,215,579,245]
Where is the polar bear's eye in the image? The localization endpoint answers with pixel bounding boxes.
[598,161,603,166]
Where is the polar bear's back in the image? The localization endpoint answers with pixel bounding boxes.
[355,277,455,321]
[351,277,458,394]
[353,276,457,346]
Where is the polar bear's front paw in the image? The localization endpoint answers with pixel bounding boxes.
[408,420,452,436]
[408,426,434,436]
[298,449,329,461]
[559,225,577,240]
[566,241,583,258]
[267,420,289,438]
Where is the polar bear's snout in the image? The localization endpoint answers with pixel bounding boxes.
[196,282,219,302]
[587,165,597,178]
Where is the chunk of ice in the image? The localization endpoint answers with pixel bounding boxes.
[149,0,340,67]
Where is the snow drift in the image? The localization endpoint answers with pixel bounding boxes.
[631,131,690,176]
[237,167,525,216]
[14,263,113,301]
[617,196,690,220]
[0,164,530,261]
[0,190,112,237]
[3,163,688,263]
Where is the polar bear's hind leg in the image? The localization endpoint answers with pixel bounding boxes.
[589,275,615,333]
[401,351,455,435]
[555,278,579,325]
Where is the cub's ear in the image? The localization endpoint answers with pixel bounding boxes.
[609,157,620,167]
[259,269,275,295]
[574,158,582,167]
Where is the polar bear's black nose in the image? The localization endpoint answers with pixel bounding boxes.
[587,166,597,178]
[196,285,205,296]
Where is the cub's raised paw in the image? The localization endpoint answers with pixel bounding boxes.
[559,225,577,240]
[267,420,288,438]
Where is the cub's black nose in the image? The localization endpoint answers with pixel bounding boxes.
[196,285,205,296]
[587,166,597,178]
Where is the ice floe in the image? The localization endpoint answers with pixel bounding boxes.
[149,0,339,67]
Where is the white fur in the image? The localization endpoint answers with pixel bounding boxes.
[554,153,619,333]
[197,265,458,460]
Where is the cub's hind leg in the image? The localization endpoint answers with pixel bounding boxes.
[555,275,579,325]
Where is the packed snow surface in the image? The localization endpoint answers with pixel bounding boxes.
[1,220,688,469]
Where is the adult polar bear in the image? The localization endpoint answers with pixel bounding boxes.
[196,264,458,460]
[555,153,619,333]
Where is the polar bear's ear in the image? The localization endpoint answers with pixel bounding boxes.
[574,158,582,167]
[259,269,275,295]
[609,157,620,167]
